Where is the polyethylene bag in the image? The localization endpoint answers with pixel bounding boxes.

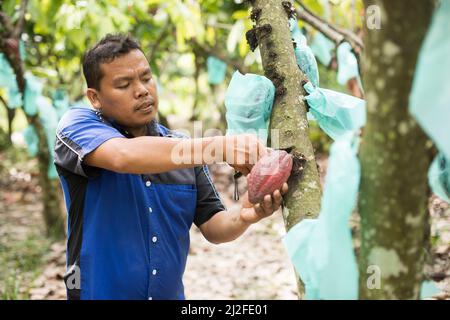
[303,81,366,140]
[0,53,22,108]
[23,125,39,157]
[289,18,319,88]
[428,153,450,203]
[283,132,360,300]
[207,56,227,85]
[310,32,335,67]
[225,71,275,144]
[410,0,450,160]
[38,96,59,179]
[24,73,44,116]
[52,89,70,118]
[337,42,360,85]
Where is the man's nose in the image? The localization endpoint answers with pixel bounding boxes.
[134,81,149,99]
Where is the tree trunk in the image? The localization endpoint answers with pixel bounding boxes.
[249,0,322,298]
[0,95,14,145]
[358,0,434,299]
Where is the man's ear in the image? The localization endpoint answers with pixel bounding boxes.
[86,88,101,110]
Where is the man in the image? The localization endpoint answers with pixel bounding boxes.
[54,34,288,300]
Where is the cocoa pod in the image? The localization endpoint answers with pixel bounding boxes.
[247,150,293,204]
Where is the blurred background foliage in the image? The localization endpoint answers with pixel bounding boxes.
[1,0,363,155]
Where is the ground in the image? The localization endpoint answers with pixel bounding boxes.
[0,151,449,300]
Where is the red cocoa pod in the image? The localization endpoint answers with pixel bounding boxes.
[247,150,293,204]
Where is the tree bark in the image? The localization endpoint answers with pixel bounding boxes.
[249,0,322,298]
[358,0,434,299]
[0,95,14,145]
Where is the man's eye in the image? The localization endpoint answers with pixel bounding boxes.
[117,83,129,89]
[143,77,152,82]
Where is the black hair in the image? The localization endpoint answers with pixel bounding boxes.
[82,34,143,90]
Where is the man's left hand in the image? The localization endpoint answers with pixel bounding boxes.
[239,178,289,224]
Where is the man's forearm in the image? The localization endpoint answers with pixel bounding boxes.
[199,206,253,244]
[110,135,226,174]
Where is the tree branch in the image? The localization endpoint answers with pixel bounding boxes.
[12,0,28,38]
[190,39,249,74]
[295,0,364,51]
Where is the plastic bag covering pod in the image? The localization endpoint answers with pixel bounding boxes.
[289,18,320,88]
[224,71,275,144]
[336,42,360,86]
[410,0,450,160]
[310,32,335,67]
[428,153,450,203]
[23,125,39,157]
[0,53,22,108]
[52,89,70,118]
[283,132,360,299]
[37,96,59,179]
[24,72,44,116]
[207,56,227,85]
[303,81,366,140]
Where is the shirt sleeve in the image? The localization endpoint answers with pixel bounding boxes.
[193,165,227,227]
[54,108,124,178]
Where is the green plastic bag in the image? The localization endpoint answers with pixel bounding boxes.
[207,56,227,85]
[52,89,70,118]
[310,32,335,67]
[24,73,44,116]
[290,18,320,87]
[336,42,360,85]
[0,53,22,108]
[428,153,450,203]
[23,125,39,157]
[410,0,450,160]
[303,81,366,140]
[283,132,360,299]
[225,71,275,144]
[38,96,59,179]
[420,281,440,299]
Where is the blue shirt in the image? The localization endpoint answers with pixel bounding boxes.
[54,107,225,300]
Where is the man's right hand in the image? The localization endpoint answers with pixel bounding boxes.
[223,134,268,176]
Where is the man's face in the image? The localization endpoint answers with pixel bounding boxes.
[88,49,158,128]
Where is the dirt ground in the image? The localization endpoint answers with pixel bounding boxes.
[0,156,449,300]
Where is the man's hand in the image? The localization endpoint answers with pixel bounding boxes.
[224,134,267,176]
[239,178,289,224]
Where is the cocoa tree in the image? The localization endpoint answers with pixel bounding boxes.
[358,0,434,299]
[247,0,323,298]
[0,0,65,239]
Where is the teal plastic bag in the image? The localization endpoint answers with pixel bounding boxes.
[303,81,366,140]
[0,53,22,108]
[410,0,450,160]
[207,56,227,85]
[224,71,275,143]
[428,153,450,203]
[24,73,44,116]
[310,32,335,67]
[420,281,440,299]
[283,132,360,299]
[23,125,39,157]
[52,89,70,118]
[37,96,59,179]
[290,18,320,87]
[337,42,360,85]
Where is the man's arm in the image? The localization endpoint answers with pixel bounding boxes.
[198,183,288,244]
[84,134,266,175]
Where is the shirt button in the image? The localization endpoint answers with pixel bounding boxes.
[152,236,157,243]
[152,269,157,275]
[148,207,153,213]
[145,181,151,187]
